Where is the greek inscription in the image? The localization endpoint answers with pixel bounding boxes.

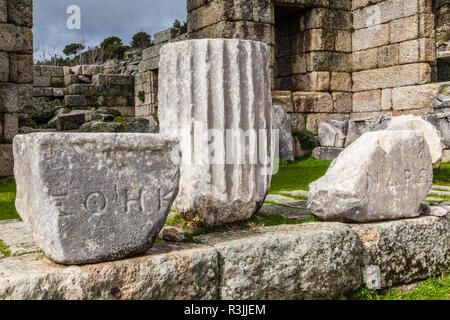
[418,169,429,184]
[123,189,143,213]
[85,192,107,213]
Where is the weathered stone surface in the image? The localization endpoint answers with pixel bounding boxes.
[312,146,345,161]
[0,219,40,257]
[352,63,432,92]
[195,223,363,300]
[0,144,13,177]
[159,39,273,226]
[386,115,445,168]
[345,114,392,147]
[350,217,450,290]
[392,83,445,111]
[308,131,433,223]
[318,120,346,148]
[0,242,219,300]
[273,106,294,161]
[56,112,86,131]
[160,226,186,242]
[31,97,63,124]
[13,133,181,264]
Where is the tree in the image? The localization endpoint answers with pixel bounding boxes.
[100,36,127,60]
[100,36,123,49]
[131,32,152,49]
[172,19,187,34]
[63,43,85,58]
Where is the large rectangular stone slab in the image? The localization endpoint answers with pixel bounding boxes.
[195,223,363,300]
[349,216,450,290]
[352,63,432,91]
[13,133,181,265]
[0,241,219,300]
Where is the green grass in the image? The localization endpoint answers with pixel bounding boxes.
[434,162,450,187]
[428,193,450,203]
[349,274,450,300]
[0,239,11,257]
[271,156,450,193]
[0,178,19,221]
[270,156,331,193]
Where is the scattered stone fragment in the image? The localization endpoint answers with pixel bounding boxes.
[13,133,181,265]
[308,131,433,223]
[56,112,86,131]
[312,146,345,161]
[318,120,346,148]
[272,106,294,161]
[160,226,186,242]
[386,115,445,168]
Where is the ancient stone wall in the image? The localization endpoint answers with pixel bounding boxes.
[63,66,135,118]
[136,28,187,119]
[351,0,437,117]
[436,0,450,55]
[0,0,33,176]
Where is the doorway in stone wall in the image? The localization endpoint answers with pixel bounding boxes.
[273,5,307,92]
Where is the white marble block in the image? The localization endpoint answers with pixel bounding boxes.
[159,39,274,226]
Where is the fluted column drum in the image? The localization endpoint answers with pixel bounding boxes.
[159,39,274,226]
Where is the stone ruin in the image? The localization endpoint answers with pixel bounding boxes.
[0,0,449,300]
[2,0,450,177]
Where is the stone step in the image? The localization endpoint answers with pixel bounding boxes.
[0,217,448,299]
[265,194,307,208]
[258,204,311,221]
[278,190,309,198]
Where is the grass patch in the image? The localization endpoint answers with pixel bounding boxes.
[427,193,450,204]
[348,274,450,300]
[0,178,19,221]
[434,162,450,187]
[270,155,331,193]
[0,239,11,257]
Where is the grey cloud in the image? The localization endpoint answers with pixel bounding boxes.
[33,0,187,58]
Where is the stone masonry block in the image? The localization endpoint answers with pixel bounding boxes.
[293,92,334,113]
[0,52,9,82]
[353,90,382,113]
[377,44,399,68]
[40,65,64,77]
[6,0,33,27]
[352,48,378,71]
[0,0,6,23]
[9,53,33,84]
[3,112,18,142]
[330,72,352,92]
[352,63,432,91]
[353,24,389,52]
[332,92,353,113]
[0,144,13,177]
[390,15,419,43]
[272,90,294,113]
[33,76,51,87]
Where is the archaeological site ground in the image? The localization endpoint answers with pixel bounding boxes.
[0,0,449,302]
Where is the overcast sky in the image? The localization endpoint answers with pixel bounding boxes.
[33,0,187,59]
